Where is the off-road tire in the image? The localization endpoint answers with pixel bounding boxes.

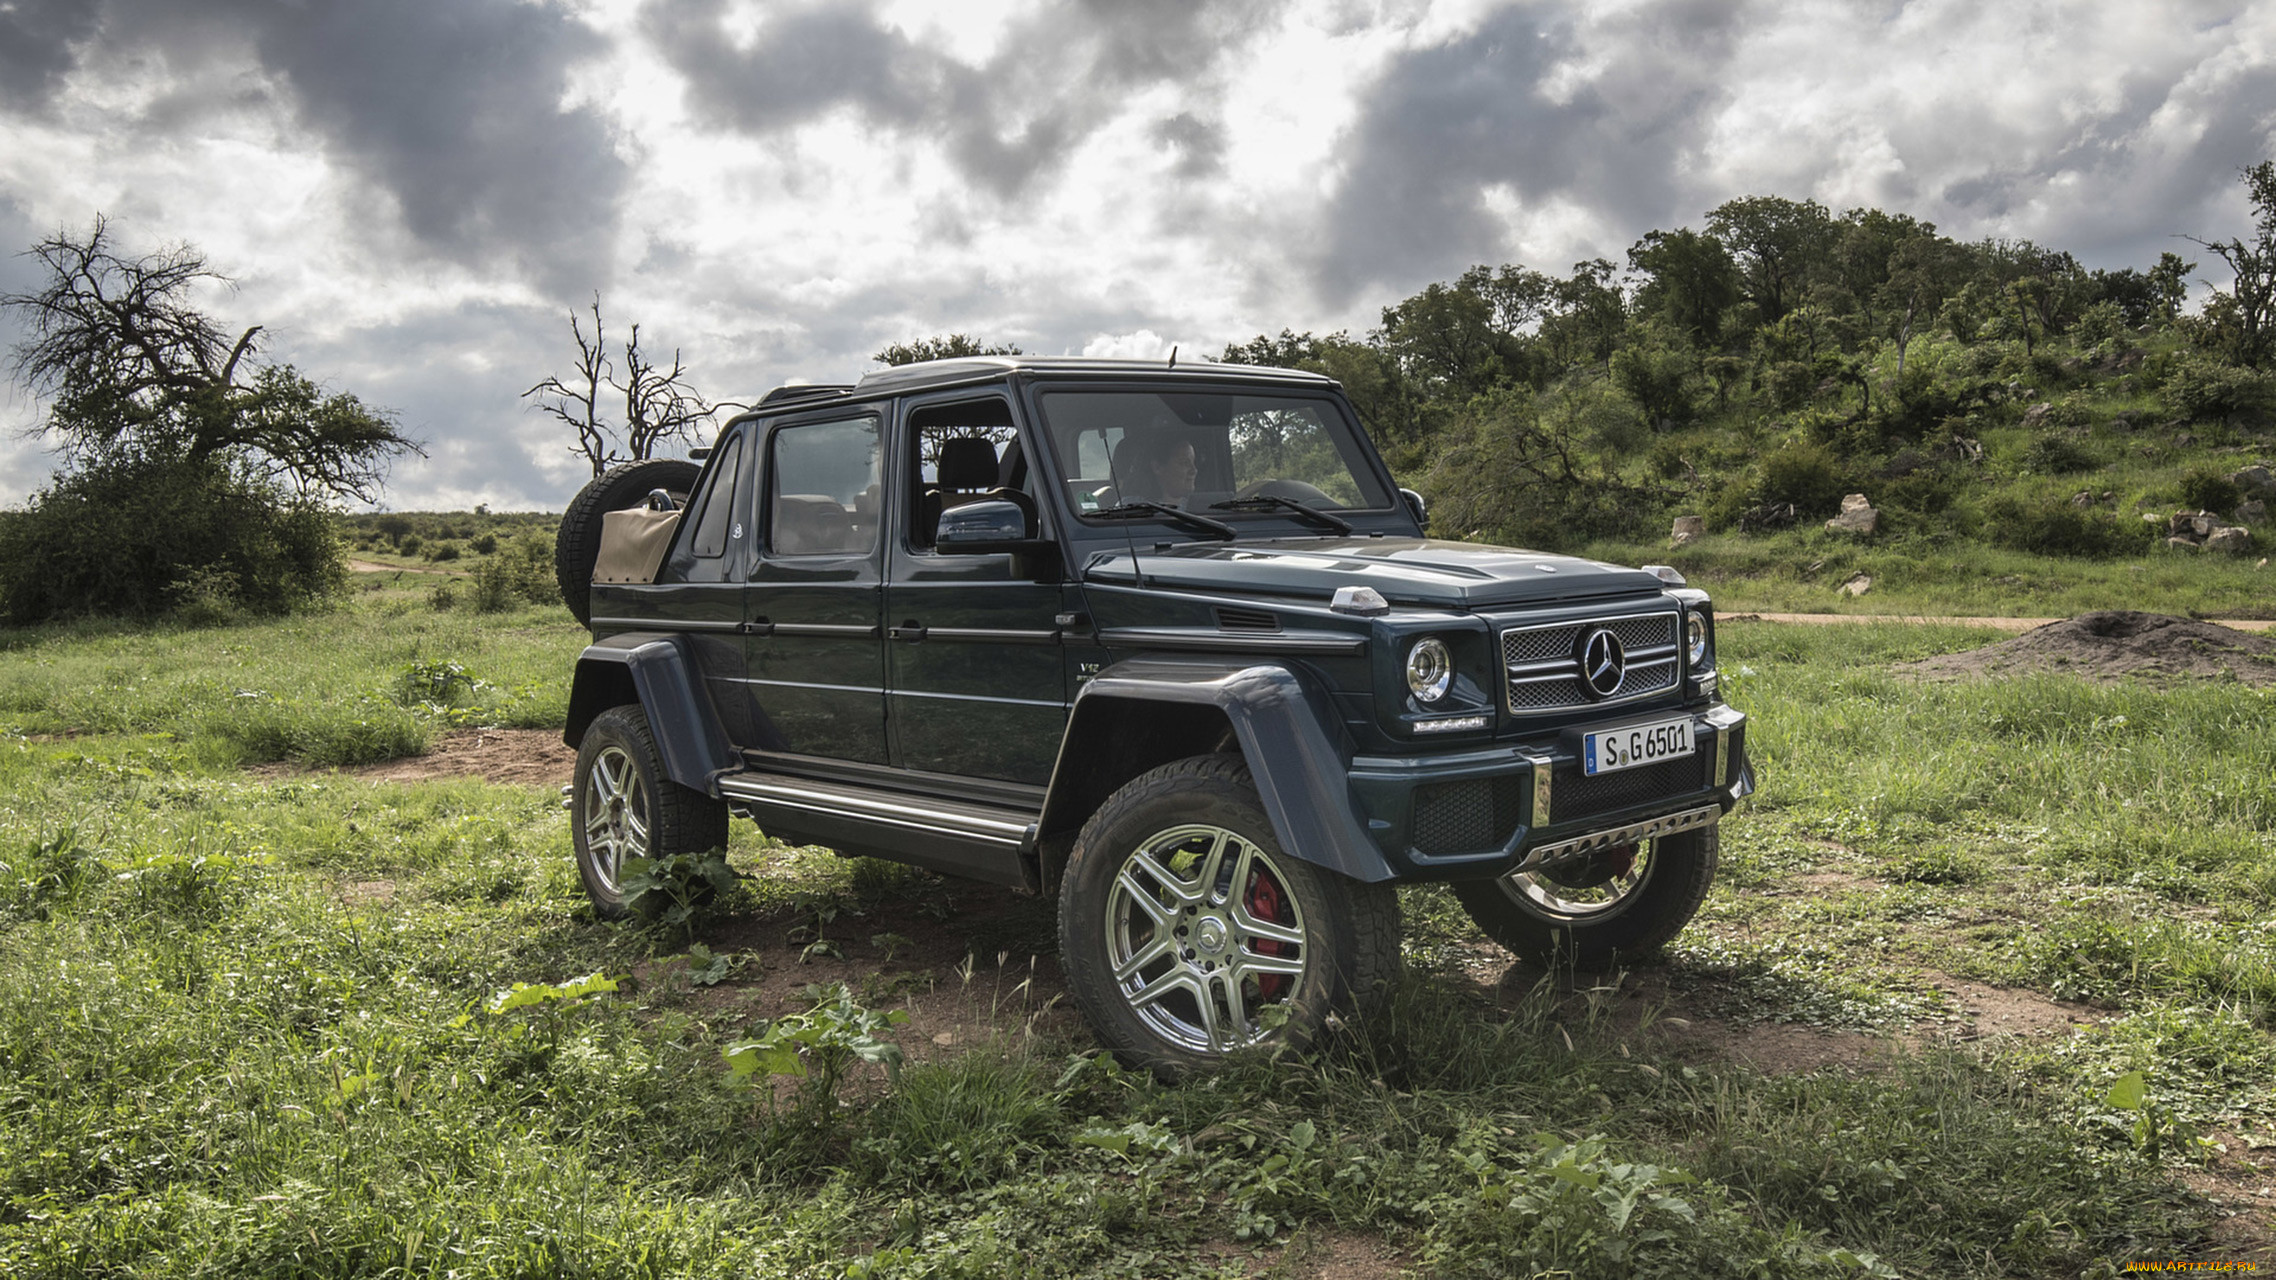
[1453,826,1718,971]
[572,703,729,919]
[555,458,702,625]
[1058,753,1401,1077]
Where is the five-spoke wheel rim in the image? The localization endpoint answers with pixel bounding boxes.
[580,745,650,895]
[1502,840,1654,920]
[1104,824,1308,1054]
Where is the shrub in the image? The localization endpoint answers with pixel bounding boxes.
[429,541,462,562]
[2023,434,2098,474]
[2162,356,2271,424]
[0,453,343,624]
[472,533,560,612]
[1982,496,2148,557]
[471,533,500,555]
[2177,469,2243,517]
[397,533,423,556]
[1753,438,1850,517]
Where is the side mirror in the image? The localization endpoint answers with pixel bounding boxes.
[1400,487,1429,534]
[935,498,1047,554]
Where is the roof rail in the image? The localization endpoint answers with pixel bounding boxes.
[757,383,855,406]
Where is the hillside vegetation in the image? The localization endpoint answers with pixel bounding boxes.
[1222,177,2276,610]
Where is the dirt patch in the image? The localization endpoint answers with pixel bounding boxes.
[1895,611,2276,685]
[347,558,452,575]
[252,728,576,788]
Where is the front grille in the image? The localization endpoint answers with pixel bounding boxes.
[1501,611,1680,715]
[1553,751,1713,824]
[1411,773,1527,856]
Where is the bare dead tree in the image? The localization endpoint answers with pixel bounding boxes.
[527,297,727,477]
[2,215,418,501]
[522,296,616,477]
[619,323,713,462]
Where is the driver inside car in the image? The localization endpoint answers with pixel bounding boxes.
[1110,432,1200,504]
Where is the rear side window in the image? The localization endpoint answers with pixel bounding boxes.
[687,433,744,558]
[769,416,882,556]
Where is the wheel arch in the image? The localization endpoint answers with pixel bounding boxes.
[563,633,738,793]
[1036,657,1395,892]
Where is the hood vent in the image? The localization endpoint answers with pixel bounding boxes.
[1215,607,1281,633]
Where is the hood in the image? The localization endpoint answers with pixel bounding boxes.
[1080,537,1666,610]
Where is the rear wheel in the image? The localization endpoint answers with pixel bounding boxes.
[1059,754,1400,1076]
[1453,826,1717,970]
[571,704,728,919]
[555,458,702,625]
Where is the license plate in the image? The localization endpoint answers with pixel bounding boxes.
[1582,717,1694,776]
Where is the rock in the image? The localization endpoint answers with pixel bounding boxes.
[2239,499,2268,525]
[2259,558,2269,571]
[2021,401,2055,427]
[1840,573,1872,597]
[2167,536,2201,551]
[2207,527,2253,555]
[2233,465,2274,494]
[1825,493,1879,535]
[2178,433,2199,447]
[1670,515,1705,547]
[2191,512,2227,538]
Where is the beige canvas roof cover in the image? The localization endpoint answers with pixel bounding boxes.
[594,508,681,584]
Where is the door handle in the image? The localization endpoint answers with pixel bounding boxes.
[741,617,774,636]
[888,621,927,642]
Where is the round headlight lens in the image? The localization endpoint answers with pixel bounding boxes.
[1406,637,1452,703]
[1686,613,1711,668]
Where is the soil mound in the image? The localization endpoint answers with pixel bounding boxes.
[1897,611,2276,684]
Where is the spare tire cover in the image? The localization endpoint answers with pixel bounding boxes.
[555,458,703,626]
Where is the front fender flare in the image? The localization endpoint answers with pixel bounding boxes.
[563,632,737,794]
[1039,657,1393,883]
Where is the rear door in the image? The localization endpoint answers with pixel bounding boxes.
[743,409,889,764]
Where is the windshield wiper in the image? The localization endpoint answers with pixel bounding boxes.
[1210,494,1354,534]
[1089,501,1237,540]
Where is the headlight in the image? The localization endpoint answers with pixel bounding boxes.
[1405,637,1452,703]
[1686,613,1711,668]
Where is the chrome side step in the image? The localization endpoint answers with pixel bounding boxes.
[1508,804,1720,876]
[716,773,1038,849]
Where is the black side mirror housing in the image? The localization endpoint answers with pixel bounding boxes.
[935,498,1050,555]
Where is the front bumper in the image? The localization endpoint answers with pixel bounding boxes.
[1347,704,1751,881]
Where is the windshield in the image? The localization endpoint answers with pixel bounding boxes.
[1037,389,1393,526]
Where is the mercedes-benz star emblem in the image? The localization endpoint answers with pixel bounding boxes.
[1577,628,1626,698]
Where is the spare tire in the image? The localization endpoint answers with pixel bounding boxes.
[555,458,702,626]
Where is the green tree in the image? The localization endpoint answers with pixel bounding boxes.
[2186,160,2276,368]
[1705,195,1834,323]
[1626,228,1739,345]
[3,217,419,501]
[872,333,1023,366]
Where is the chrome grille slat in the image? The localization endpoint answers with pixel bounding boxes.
[1499,611,1681,715]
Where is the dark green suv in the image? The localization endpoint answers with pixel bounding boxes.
[555,356,1751,1074]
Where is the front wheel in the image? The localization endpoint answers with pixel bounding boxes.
[1453,825,1718,970]
[571,704,729,919]
[1058,754,1401,1076]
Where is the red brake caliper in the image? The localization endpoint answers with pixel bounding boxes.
[1247,869,1294,1001]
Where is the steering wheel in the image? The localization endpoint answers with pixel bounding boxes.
[1234,479,1335,504]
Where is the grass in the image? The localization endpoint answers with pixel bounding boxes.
[2,600,2270,1275]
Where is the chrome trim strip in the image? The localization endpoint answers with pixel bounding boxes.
[589,617,742,633]
[1511,805,1720,875]
[717,776,1032,846]
[1095,627,1367,656]
[921,627,1063,645]
[772,623,884,638]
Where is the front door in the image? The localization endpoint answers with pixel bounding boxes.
[744,410,889,765]
[885,392,1071,785]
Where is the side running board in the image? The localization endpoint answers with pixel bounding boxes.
[716,773,1039,889]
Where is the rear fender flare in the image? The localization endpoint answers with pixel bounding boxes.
[563,633,737,793]
[1037,657,1392,887]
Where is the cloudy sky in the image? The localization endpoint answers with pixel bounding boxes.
[1,0,2270,510]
